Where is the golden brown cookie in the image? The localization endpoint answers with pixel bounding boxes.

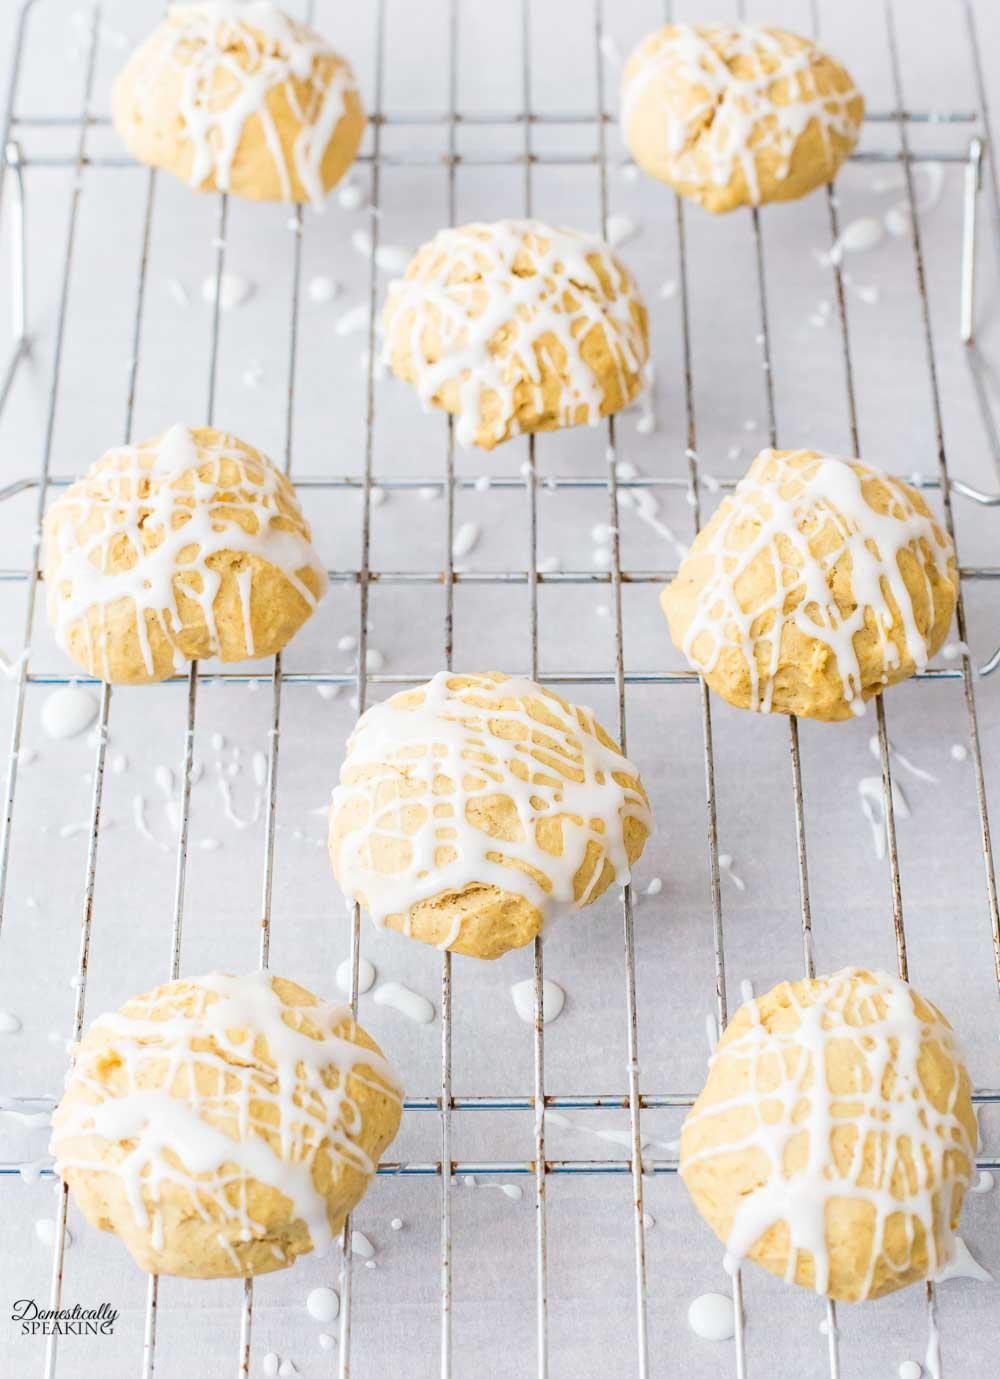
[44,424,327,684]
[680,969,976,1301]
[381,219,649,449]
[661,449,957,721]
[50,972,402,1278]
[113,3,365,205]
[329,672,653,959]
[621,24,864,212]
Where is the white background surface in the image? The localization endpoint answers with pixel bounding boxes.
[0,1,999,1376]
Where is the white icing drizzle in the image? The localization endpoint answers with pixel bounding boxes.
[682,970,975,1299]
[621,24,862,206]
[382,220,647,448]
[50,972,402,1270]
[347,1228,374,1259]
[45,426,327,682]
[677,451,955,713]
[371,982,434,1026]
[140,3,359,207]
[331,673,652,936]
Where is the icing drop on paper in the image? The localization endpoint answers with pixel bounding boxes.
[348,1228,374,1259]
[305,1286,340,1323]
[201,272,254,310]
[510,978,566,1025]
[35,1218,73,1248]
[335,957,376,996]
[41,686,99,741]
[687,1292,734,1341]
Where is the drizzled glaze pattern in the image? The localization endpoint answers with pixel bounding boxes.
[330,673,652,949]
[622,24,863,209]
[680,969,976,1302]
[663,449,957,718]
[50,972,403,1278]
[114,3,362,206]
[44,425,328,684]
[381,220,649,448]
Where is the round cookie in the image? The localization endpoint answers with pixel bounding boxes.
[44,424,328,685]
[113,3,365,206]
[660,449,958,721]
[621,24,864,213]
[329,672,653,959]
[680,969,976,1301]
[50,972,403,1278]
[381,219,649,449]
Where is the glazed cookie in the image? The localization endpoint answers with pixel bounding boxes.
[113,2,365,206]
[661,449,957,721]
[50,972,402,1278]
[680,969,976,1301]
[381,219,649,449]
[44,424,328,684]
[329,672,652,959]
[621,24,864,212]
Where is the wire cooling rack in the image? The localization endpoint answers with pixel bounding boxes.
[0,0,998,1377]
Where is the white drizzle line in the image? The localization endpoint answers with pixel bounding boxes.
[682,969,974,1299]
[382,220,648,448]
[50,972,402,1270]
[857,775,910,861]
[868,734,938,784]
[330,672,652,938]
[675,451,955,714]
[621,24,861,206]
[45,425,327,682]
[128,3,359,208]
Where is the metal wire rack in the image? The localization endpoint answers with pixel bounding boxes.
[0,1,998,1377]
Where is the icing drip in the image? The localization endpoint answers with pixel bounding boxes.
[45,425,327,681]
[687,1292,735,1341]
[510,977,566,1025]
[382,220,648,447]
[682,970,974,1299]
[621,24,861,206]
[677,450,954,712]
[142,3,358,206]
[331,673,652,935]
[40,685,99,740]
[50,972,402,1269]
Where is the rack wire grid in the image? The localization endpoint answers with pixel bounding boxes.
[0,0,998,1376]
